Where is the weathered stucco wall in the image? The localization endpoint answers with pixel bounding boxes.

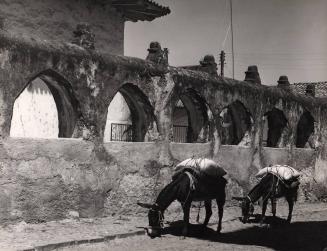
[0,138,320,224]
[0,31,326,224]
[0,0,124,54]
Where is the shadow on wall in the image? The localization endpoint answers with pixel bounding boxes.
[172,88,211,143]
[264,108,288,148]
[10,78,59,138]
[220,100,253,146]
[296,111,315,148]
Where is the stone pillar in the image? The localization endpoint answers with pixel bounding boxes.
[285,108,301,165]
[0,88,10,139]
[244,65,261,85]
[153,74,176,166]
[0,16,5,30]
[277,75,291,90]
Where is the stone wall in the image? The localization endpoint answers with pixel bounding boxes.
[0,138,319,224]
[0,32,327,224]
[0,0,124,54]
[292,82,327,97]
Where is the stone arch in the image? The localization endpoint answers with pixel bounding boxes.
[10,69,81,138]
[264,108,288,147]
[172,88,210,143]
[104,83,157,142]
[219,100,253,146]
[296,110,315,148]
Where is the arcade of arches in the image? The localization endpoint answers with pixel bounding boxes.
[10,80,315,150]
[0,35,325,224]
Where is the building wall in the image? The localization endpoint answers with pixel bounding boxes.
[0,0,124,54]
[10,78,58,138]
[104,92,131,142]
[0,138,317,224]
[0,32,326,224]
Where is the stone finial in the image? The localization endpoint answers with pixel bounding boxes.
[305,84,315,97]
[72,23,95,50]
[146,41,168,66]
[277,75,290,90]
[199,54,218,76]
[244,65,261,85]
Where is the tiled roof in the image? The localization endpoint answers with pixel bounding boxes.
[111,0,171,22]
[292,82,327,97]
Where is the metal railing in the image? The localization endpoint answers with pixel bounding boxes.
[173,125,188,143]
[110,123,133,142]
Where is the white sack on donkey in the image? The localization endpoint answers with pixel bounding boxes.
[174,158,227,178]
[256,165,301,181]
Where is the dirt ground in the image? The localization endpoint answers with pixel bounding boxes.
[58,202,327,251]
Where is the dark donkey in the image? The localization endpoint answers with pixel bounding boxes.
[138,170,227,238]
[234,173,300,224]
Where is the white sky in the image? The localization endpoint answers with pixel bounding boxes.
[124,0,327,85]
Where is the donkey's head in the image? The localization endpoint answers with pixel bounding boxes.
[137,202,164,238]
[232,196,254,223]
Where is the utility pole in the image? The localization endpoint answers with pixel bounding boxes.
[219,50,226,77]
[230,0,235,79]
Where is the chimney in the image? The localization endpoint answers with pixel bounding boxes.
[277,75,290,90]
[146,41,169,66]
[199,54,218,77]
[244,65,261,85]
[305,84,315,97]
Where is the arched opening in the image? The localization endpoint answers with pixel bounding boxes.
[219,100,253,146]
[104,83,157,142]
[10,70,80,138]
[264,108,288,147]
[172,89,210,143]
[296,111,315,148]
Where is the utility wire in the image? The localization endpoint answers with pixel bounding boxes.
[226,52,327,56]
[221,0,231,50]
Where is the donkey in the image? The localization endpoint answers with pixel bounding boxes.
[233,173,300,224]
[138,170,227,238]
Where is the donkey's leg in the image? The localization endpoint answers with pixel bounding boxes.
[271,197,277,217]
[286,197,294,223]
[216,197,225,233]
[260,199,268,225]
[181,201,192,237]
[203,200,212,227]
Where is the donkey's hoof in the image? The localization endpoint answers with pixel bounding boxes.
[181,228,188,238]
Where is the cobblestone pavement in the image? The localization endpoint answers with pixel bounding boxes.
[0,202,326,251]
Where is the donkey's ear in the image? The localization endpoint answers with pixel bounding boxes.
[232,196,245,201]
[137,202,154,209]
